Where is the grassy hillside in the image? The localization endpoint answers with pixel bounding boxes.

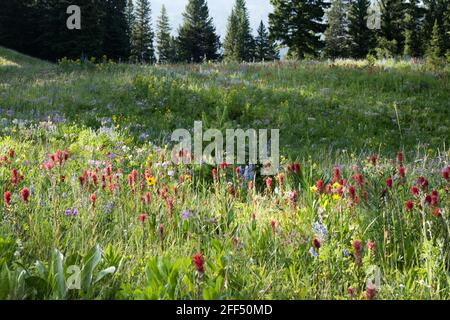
[0,48,449,300]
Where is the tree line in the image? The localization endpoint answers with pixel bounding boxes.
[0,0,448,63]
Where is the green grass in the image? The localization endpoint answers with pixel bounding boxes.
[0,47,449,300]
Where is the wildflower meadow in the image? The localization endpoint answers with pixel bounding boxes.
[0,47,449,300]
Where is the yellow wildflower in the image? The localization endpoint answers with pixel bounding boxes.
[332,182,341,189]
[332,194,341,201]
[146,176,156,187]
[310,186,318,193]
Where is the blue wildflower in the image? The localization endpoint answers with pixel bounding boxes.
[309,247,318,258]
[181,209,190,220]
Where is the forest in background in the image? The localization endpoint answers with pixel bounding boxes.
[0,0,449,64]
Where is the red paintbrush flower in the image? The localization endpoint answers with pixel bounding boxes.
[294,163,300,174]
[348,185,356,199]
[166,197,173,216]
[90,194,97,207]
[411,186,419,196]
[312,238,321,250]
[212,168,218,184]
[366,283,376,300]
[4,191,11,206]
[143,192,151,205]
[432,208,441,218]
[192,252,205,273]
[332,166,340,183]
[443,167,449,180]
[265,177,273,191]
[367,240,376,252]
[425,194,432,205]
[386,177,393,189]
[348,287,354,299]
[278,174,284,188]
[398,166,405,179]
[8,148,14,159]
[11,168,19,185]
[288,191,298,207]
[159,223,164,239]
[20,187,30,203]
[405,200,414,211]
[370,154,377,166]
[431,191,438,206]
[138,213,146,224]
[417,176,428,190]
[271,220,276,235]
[352,240,362,265]
[352,173,364,187]
[316,179,324,193]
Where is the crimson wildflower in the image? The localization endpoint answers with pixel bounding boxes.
[316,180,324,193]
[294,163,300,174]
[90,194,97,207]
[4,191,11,206]
[312,238,321,250]
[443,167,449,180]
[265,177,273,191]
[20,187,30,203]
[425,194,432,205]
[11,168,19,185]
[138,213,146,224]
[411,186,419,196]
[431,192,438,206]
[398,166,405,179]
[386,177,393,188]
[159,224,164,239]
[192,252,205,273]
[417,176,428,190]
[271,220,276,235]
[348,287,354,299]
[370,154,377,166]
[289,191,298,206]
[366,284,376,300]
[405,200,414,211]
[332,166,341,183]
[367,240,376,252]
[348,185,356,199]
[212,168,218,184]
[352,240,362,265]
[432,208,441,218]
[8,148,14,158]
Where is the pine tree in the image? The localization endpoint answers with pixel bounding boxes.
[223,7,240,61]
[403,0,424,58]
[130,0,155,63]
[156,5,173,63]
[125,0,135,54]
[324,0,352,59]
[423,0,449,58]
[223,0,255,62]
[254,21,279,61]
[254,21,270,62]
[103,0,130,61]
[176,0,220,63]
[269,0,329,59]
[348,0,375,58]
[426,19,442,63]
[377,0,406,57]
